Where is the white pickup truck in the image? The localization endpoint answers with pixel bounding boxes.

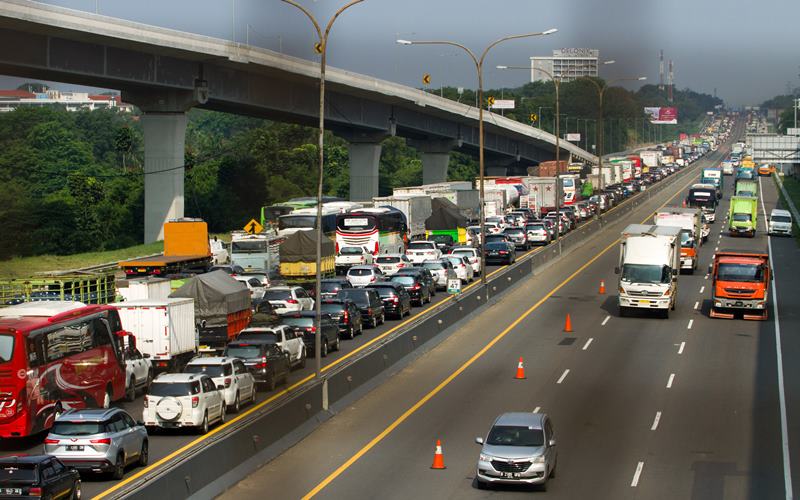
[335,246,374,273]
[237,325,307,369]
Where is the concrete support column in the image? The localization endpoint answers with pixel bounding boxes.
[347,141,382,201]
[141,113,188,242]
[409,138,459,185]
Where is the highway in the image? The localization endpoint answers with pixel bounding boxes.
[221,135,796,499]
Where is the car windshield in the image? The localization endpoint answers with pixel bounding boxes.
[225,345,262,359]
[390,276,415,286]
[51,420,108,436]
[184,364,231,377]
[408,242,435,251]
[680,231,694,248]
[0,464,36,481]
[282,317,314,328]
[0,334,13,364]
[339,247,363,255]
[733,213,751,222]
[264,290,292,301]
[376,257,400,264]
[621,264,670,284]
[486,425,545,447]
[149,381,200,397]
[321,303,345,314]
[717,263,763,282]
[348,268,373,276]
[772,215,791,223]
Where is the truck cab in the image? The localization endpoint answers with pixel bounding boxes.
[709,251,770,320]
[616,224,681,318]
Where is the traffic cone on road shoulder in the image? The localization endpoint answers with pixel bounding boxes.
[515,357,526,379]
[599,280,606,295]
[564,314,573,333]
[431,439,446,469]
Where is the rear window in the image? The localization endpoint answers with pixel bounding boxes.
[389,276,415,286]
[451,249,474,256]
[225,345,263,359]
[421,262,444,270]
[0,334,13,364]
[376,257,400,264]
[321,303,345,314]
[52,420,108,436]
[185,363,233,378]
[408,242,435,250]
[348,268,373,276]
[0,464,36,481]
[149,381,200,397]
[367,286,396,298]
[238,331,278,343]
[265,290,292,301]
[337,290,369,305]
[320,282,345,293]
[282,317,314,328]
[339,247,364,255]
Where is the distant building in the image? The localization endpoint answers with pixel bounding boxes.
[0,89,133,113]
[530,49,599,83]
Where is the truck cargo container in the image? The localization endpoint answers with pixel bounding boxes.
[654,207,703,272]
[373,195,433,239]
[117,277,171,302]
[728,196,758,237]
[537,160,569,178]
[640,150,662,169]
[734,179,757,197]
[701,167,723,199]
[521,177,558,215]
[119,219,212,277]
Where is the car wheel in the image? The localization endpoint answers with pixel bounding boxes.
[145,370,154,392]
[267,370,277,392]
[219,403,227,424]
[250,387,258,404]
[138,440,149,467]
[334,336,340,352]
[300,349,307,369]
[111,452,125,480]
[125,377,136,402]
[474,478,488,490]
[233,393,241,413]
[322,340,329,358]
[199,412,209,434]
[71,480,81,500]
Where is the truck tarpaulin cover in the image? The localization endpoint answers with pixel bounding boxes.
[425,198,468,230]
[169,270,250,318]
[279,230,335,263]
[644,107,678,125]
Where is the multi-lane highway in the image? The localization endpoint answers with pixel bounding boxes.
[221,136,797,499]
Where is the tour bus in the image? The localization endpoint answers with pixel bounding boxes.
[277,207,339,237]
[0,302,127,439]
[559,174,582,205]
[336,208,406,255]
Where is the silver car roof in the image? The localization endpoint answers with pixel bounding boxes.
[494,412,545,429]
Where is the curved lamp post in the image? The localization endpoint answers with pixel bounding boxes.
[397,29,557,291]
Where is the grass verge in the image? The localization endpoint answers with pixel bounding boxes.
[773,174,800,246]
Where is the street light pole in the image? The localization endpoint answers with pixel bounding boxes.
[280,0,366,381]
[399,28,557,292]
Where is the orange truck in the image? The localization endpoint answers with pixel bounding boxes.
[709,251,770,320]
[119,219,213,277]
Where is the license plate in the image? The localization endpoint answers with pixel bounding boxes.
[67,445,84,451]
[0,488,21,495]
[640,300,651,304]
[500,472,521,478]
[137,268,147,272]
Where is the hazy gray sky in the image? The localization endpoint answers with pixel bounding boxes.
[4,0,799,106]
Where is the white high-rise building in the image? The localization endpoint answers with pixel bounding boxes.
[530,49,599,83]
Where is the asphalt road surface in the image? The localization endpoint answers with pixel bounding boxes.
[222,137,795,499]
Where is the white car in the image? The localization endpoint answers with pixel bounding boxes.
[406,241,441,264]
[524,223,551,246]
[237,325,306,369]
[335,246,374,272]
[185,357,257,412]
[484,221,502,234]
[374,254,412,276]
[444,255,474,283]
[421,259,458,290]
[263,286,314,314]
[143,373,226,434]
[346,265,384,287]
[124,347,153,401]
[234,275,267,301]
[449,246,481,275]
[485,216,507,230]
[210,238,229,265]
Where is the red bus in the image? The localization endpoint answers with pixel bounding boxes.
[0,302,127,438]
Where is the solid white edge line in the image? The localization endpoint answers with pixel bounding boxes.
[631,461,644,487]
[666,373,675,388]
[759,176,794,500]
[601,315,611,326]
[687,319,694,330]
[678,341,685,354]
[582,338,594,351]
[651,411,662,431]
[556,369,570,384]
[533,406,541,413]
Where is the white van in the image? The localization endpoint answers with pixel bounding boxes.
[768,209,793,236]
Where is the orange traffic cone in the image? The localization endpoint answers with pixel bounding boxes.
[431,439,446,469]
[564,314,573,333]
[682,199,687,208]
[515,357,526,379]
[599,280,606,295]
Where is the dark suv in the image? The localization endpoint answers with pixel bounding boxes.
[388,274,431,306]
[279,312,341,357]
[394,266,437,297]
[321,299,363,339]
[318,278,353,300]
[337,288,386,328]
[224,341,290,390]
[0,455,81,500]
[366,282,412,319]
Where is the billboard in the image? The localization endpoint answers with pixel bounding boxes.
[490,99,515,110]
[644,107,678,125]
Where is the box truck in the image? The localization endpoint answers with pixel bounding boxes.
[654,208,703,273]
[728,196,758,237]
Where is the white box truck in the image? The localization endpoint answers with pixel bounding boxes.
[115,297,197,373]
[616,224,681,318]
[654,207,703,272]
[640,150,662,169]
[117,278,172,302]
[373,195,433,239]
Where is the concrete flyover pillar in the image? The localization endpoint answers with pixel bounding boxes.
[342,131,392,202]
[123,88,200,242]
[409,139,459,185]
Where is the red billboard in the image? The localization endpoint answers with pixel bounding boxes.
[644,107,678,125]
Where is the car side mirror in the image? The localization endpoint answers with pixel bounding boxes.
[475,437,484,445]
[217,384,225,391]
[614,266,621,275]
[548,438,557,447]
[143,353,151,359]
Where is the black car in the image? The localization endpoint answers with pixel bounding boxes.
[279,312,341,357]
[394,267,437,297]
[485,233,510,245]
[427,234,455,254]
[388,273,432,306]
[485,241,516,265]
[320,299,363,339]
[318,278,353,300]
[366,282,412,319]
[224,341,290,390]
[0,455,81,500]
[337,288,386,328]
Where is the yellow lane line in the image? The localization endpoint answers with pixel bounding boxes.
[301,169,700,499]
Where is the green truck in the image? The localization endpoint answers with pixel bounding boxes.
[728,196,758,237]
[734,179,758,197]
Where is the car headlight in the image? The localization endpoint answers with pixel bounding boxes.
[479,453,493,462]
[532,456,546,464]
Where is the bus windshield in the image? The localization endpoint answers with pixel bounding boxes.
[278,215,316,230]
[0,334,13,363]
[338,216,376,231]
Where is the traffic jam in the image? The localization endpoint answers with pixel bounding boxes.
[0,121,730,498]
